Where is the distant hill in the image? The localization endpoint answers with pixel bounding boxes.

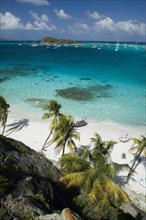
[41,36,80,44]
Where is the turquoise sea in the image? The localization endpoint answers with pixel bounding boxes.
[0,41,145,126]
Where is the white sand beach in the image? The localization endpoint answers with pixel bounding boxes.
[1,111,146,210]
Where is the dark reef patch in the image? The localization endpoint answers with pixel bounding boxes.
[79,77,91,81]
[101,80,107,83]
[90,84,112,98]
[0,66,52,80]
[56,87,92,101]
[0,67,32,79]
[56,83,113,101]
[0,76,10,83]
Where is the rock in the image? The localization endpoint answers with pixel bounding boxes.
[39,208,81,220]
[39,213,60,220]
[0,136,76,219]
[61,208,81,220]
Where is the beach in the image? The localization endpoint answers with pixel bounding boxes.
[1,110,145,211]
[0,41,145,212]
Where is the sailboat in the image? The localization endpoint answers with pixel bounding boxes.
[115,41,119,51]
[32,39,38,47]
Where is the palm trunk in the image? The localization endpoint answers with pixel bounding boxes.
[42,130,53,151]
[125,149,143,184]
[2,123,6,135]
[2,116,7,135]
[62,141,66,156]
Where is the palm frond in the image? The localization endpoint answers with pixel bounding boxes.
[129,136,146,155]
[80,145,92,161]
[91,132,102,142]
[88,179,108,203]
[101,175,129,203]
[83,168,99,193]
[106,162,130,178]
[104,140,117,154]
[42,112,54,119]
[60,154,90,173]
[60,172,85,188]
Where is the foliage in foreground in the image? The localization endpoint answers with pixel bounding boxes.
[74,194,119,220]
[0,96,10,135]
[59,133,130,207]
[126,135,146,183]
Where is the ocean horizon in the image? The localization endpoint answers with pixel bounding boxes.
[0,41,145,127]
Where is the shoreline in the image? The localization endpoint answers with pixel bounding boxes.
[1,110,146,210]
[3,111,146,158]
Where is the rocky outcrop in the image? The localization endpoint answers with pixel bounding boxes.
[39,208,81,220]
[0,136,78,219]
[0,135,145,220]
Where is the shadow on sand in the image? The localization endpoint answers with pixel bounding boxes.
[6,119,29,136]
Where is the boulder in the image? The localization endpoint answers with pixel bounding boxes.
[0,136,76,219]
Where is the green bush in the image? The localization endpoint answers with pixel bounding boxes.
[17,211,35,220]
[0,175,8,196]
[74,194,119,220]
[33,194,50,210]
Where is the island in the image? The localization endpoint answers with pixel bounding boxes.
[41,36,81,45]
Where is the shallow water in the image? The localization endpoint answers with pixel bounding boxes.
[0,41,145,126]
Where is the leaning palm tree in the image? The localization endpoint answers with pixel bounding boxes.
[125,135,146,184]
[60,133,130,206]
[0,96,10,135]
[49,114,80,156]
[41,100,62,151]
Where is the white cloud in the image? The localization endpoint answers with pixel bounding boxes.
[94,17,146,35]
[25,22,34,30]
[27,11,55,30]
[116,20,146,35]
[87,11,105,20]
[0,12,23,30]
[0,11,56,31]
[29,11,49,22]
[17,0,49,6]
[41,14,49,22]
[29,11,40,21]
[54,9,72,19]
[87,11,146,35]
[94,17,115,31]
[69,22,90,34]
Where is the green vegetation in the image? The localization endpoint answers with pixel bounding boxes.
[125,135,146,183]
[42,100,62,151]
[47,169,56,181]
[41,36,80,44]
[48,114,80,155]
[0,135,28,153]
[42,100,80,155]
[0,96,10,135]
[0,175,8,196]
[59,133,130,207]
[33,193,50,210]
[17,211,35,220]
[74,195,119,220]
[1,97,145,219]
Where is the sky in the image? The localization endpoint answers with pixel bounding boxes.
[0,0,146,42]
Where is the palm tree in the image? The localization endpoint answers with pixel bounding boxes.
[49,114,80,156]
[125,135,146,184]
[60,133,130,206]
[41,100,62,151]
[90,132,116,166]
[0,96,10,135]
